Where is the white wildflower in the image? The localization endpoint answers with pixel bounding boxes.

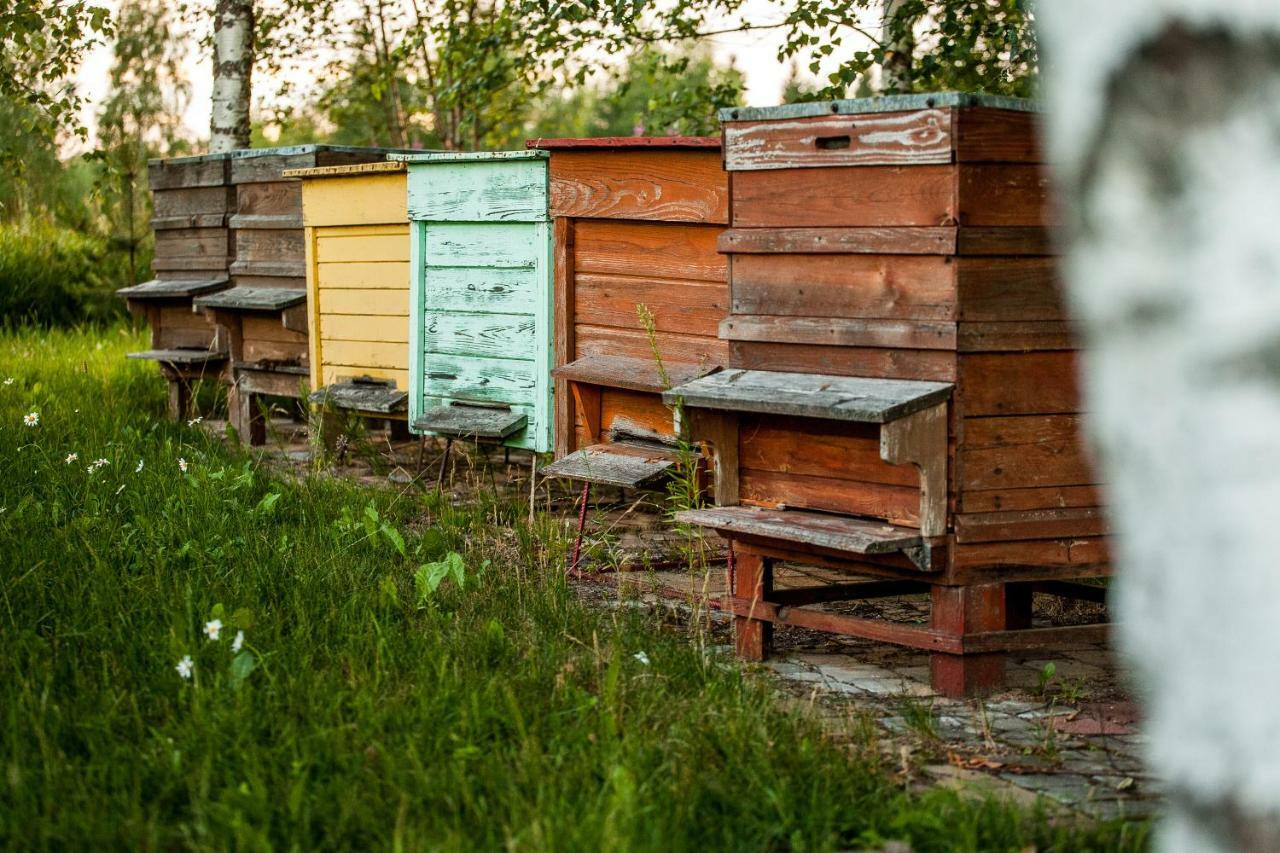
[87,458,109,475]
[135,459,144,473]
[115,484,125,495]
[204,619,222,641]
[231,630,245,653]
[65,452,78,465]
[178,457,188,473]
[187,416,203,427]
[23,412,38,427]
[3,377,13,386]
[175,656,194,679]
[633,651,650,666]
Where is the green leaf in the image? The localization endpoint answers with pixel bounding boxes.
[255,492,282,515]
[228,651,257,689]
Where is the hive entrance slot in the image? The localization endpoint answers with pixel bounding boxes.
[815,135,851,150]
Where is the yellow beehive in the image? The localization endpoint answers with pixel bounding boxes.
[286,161,411,418]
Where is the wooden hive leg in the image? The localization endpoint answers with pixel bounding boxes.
[229,379,267,446]
[732,547,773,661]
[313,405,342,452]
[166,376,192,421]
[930,583,1007,698]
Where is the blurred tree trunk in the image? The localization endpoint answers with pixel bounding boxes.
[210,0,253,152]
[1040,7,1280,852]
[880,0,915,93]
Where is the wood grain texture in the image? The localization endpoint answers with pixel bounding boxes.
[299,171,406,228]
[719,226,956,255]
[316,231,409,263]
[959,485,1104,514]
[574,273,728,340]
[957,165,1054,227]
[956,226,1055,255]
[423,311,536,359]
[958,352,1082,416]
[957,415,1098,491]
[729,341,958,382]
[732,166,957,228]
[677,506,926,556]
[738,415,917,487]
[422,222,541,268]
[949,537,1110,580]
[148,157,228,190]
[153,185,234,217]
[724,109,952,171]
[553,217,574,459]
[957,321,1077,352]
[576,324,728,367]
[548,149,727,223]
[542,442,679,488]
[720,315,957,351]
[730,254,957,320]
[954,507,1108,544]
[408,157,548,222]
[572,220,725,282]
[954,108,1043,163]
[956,257,1062,321]
[236,181,300,217]
[426,266,540,314]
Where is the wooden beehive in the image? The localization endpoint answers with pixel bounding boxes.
[666,93,1109,697]
[116,152,235,418]
[527,137,730,488]
[393,151,553,453]
[285,161,411,422]
[195,146,407,443]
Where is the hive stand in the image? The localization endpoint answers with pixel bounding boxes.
[117,153,235,417]
[283,161,414,447]
[525,136,731,494]
[668,93,1111,697]
[391,150,554,458]
[197,146,410,444]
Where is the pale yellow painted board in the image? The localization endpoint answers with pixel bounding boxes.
[316,232,409,264]
[306,226,322,390]
[300,172,408,228]
[319,288,409,316]
[319,313,409,344]
[321,364,410,389]
[323,340,408,370]
[316,260,410,289]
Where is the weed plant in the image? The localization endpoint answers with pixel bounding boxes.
[0,326,1149,850]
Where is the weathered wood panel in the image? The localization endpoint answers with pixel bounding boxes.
[959,485,1104,514]
[957,164,1054,227]
[319,288,409,316]
[242,314,307,344]
[422,222,541,268]
[719,226,956,255]
[676,506,925,555]
[954,108,1043,163]
[316,260,410,289]
[958,352,1082,416]
[738,415,918,487]
[232,229,306,275]
[724,109,952,171]
[954,507,1108,544]
[316,231,409,264]
[426,266,540,314]
[732,166,957,228]
[574,325,728,367]
[408,158,548,222]
[573,273,728,339]
[730,254,957,320]
[421,353,537,404]
[320,364,409,389]
[957,415,1098,491]
[236,181,301,217]
[153,185,234,218]
[957,321,1077,352]
[423,311,536,359]
[572,220,725,282]
[949,537,1110,578]
[739,469,922,526]
[242,337,307,365]
[729,341,958,382]
[956,257,1063,321]
[599,388,675,440]
[547,149,728,223]
[720,316,957,351]
[324,340,408,370]
[152,304,219,349]
[319,314,409,343]
[149,156,228,190]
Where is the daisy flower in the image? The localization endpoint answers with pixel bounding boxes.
[65,452,78,465]
[178,457,189,473]
[633,651,651,666]
[187,416,203,427]
[3,377,13,386]
[204,619,222,641]
[87,458,109,475]
[23,412,38,427]
[231,631,245,653]
[175,656,194,680]
[135,459,144,473]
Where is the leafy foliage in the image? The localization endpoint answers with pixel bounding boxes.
[0,219,119,325]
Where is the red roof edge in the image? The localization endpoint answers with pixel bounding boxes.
[525,135,720,151]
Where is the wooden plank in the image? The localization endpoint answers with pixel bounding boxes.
[127,349,226,365]
[152,303,221,350]
[573,273,728,338]
[235,180,301,217]
[232,229,305,273]
[542,442,679,488]
[955,108,1043,163]
[724,109,952,171]
[572,220,725,282]
[547,149,727,223]
[316,260,409,290]
[240,337,307,365]
[949,537,1110,582]
[600,388,675,440]
[956,226,1055,255]
[956,257,1062,321]
[423,266,539,315]
[720,316,957,351]
[958,415,1097,491]
[323,340,408,370]
[554,217,575,459]
[423,222,541,268]
[729,341,957,382]
[958,164,1053,227]
[421,353,537,405]
[315,231,409,264]
[738,414,917,487]
[730,254,956,321]
[320,364,408,390]
[241,315,306,345]
[154,228,231,263]
[960,485,1103,514]
[423,311,536,359]
[196,286,306,312]
[151,213,226,230]
[414,404,528,439]
[739,469,921,525]
[664,368,952,423]
[148,156,229,190]
[727,597,957,652]
[954,507,1109,544]
[958,321,1077,352]
[732,166,957,228]
[575,325,729,367]
[319,314,409,344]
[117,277,229,300]
[310,379,407,414]
[554,354,715,394]
[719,226,956,255]
[677,506,926,558]
[297,170,407,228]
[319,288,409,316]
[958,352,1081,416]
[407,157,548,222]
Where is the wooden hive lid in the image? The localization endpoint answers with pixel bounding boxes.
[526,136,719,150]
[116,277,230,300]
[281,161,407,179]
[194,286,306,312]
[389,150,548,164]
[720,91,1040,123]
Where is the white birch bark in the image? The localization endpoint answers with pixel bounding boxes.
[209,0,253,153]
[1039,4,1280,850]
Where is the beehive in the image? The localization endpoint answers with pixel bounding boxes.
[666,93,1109,697]
[527,137,730,488]
[285,161,411,421]
[195,146,406,443]
[392,151,553,453]
[116,152,235,418]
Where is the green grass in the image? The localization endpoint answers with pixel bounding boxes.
[0,326,1150,851]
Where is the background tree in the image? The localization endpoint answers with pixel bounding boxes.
[209,0,253,151]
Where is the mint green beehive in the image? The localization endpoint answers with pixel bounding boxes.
[392,150,553,452]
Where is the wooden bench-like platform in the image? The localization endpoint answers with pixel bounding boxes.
[194,286,307,312]
[117,277,230,300]
[414,405,527,441]
[310,379,407,415]
[677,506,927,562]
[554,355,718,395]
[544,442,682,488]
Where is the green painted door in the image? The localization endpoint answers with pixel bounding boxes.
[397,151,553,452]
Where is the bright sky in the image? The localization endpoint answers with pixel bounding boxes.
[73,0,866,152]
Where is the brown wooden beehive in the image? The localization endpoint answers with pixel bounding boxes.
[195,145,408,443]
[116,153,235,419]
[666,93,1109,697]
[528,136,730,488]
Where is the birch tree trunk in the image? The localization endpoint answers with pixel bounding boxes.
[1039,5,1280,850]
[210,0,253,153]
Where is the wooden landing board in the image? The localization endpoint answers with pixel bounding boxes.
[676,506,926,562]
[195,286,307,312]
[126,349,226,366]
[413,405,527,440]
[542,442,679,488]
[117,277,230,300]
[554,354,717,394]
[310,380,407,414]
[664,369,952,424]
